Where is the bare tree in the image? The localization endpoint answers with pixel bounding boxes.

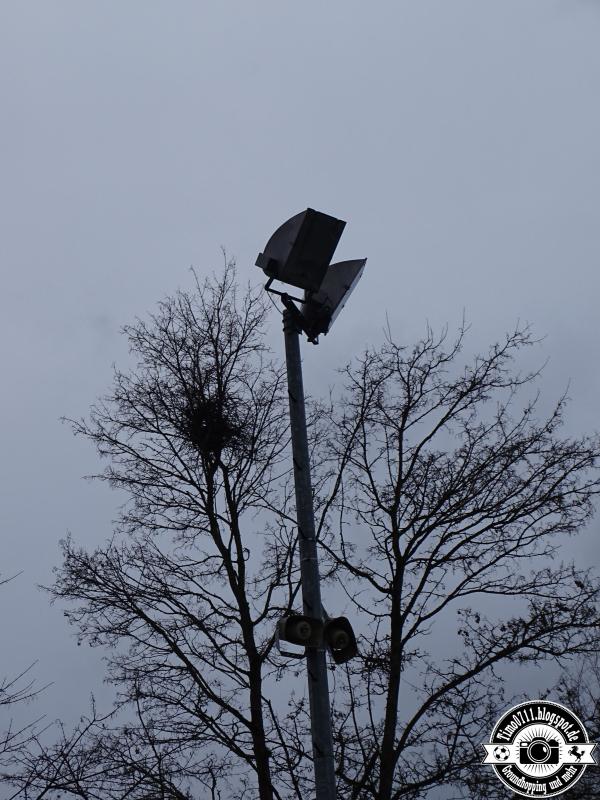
[7,262,310,800]
[312,323,600,799]
[6,270,600,800]
[0,574,48,784]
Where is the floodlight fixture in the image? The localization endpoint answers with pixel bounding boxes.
[255,208,345,293]
[256,208,366,343]
[301,258,366,340]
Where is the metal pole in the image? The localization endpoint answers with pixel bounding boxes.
[283,308,337,800]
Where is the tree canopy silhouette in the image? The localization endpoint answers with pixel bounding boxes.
[6,264,600,800]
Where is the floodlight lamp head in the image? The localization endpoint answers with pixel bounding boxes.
[255,208,345,293]
[301,258,367,339]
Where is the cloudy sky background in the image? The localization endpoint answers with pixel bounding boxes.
[1,0,600,774]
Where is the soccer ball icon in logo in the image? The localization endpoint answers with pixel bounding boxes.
[482,700,597,797]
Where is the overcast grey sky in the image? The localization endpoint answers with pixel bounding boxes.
[1,0,600,765]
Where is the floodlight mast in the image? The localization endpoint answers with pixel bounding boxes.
[283,310,337,800]
[256,209,366,800]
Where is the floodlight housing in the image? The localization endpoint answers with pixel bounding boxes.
[255,208,345,293]
[301,258,366,340]
[257,207,366,343]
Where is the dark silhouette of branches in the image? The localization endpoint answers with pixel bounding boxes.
[314,322,600,799]
[0,574,49,789]
[6,271,600,800]
[6,262,311,800]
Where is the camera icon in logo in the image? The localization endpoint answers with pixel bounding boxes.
[519,737,560,765]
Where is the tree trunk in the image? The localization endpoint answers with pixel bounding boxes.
[249,657,274,800]
[378,574,402,800]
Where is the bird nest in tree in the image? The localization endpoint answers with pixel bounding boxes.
[180,396,244,455]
